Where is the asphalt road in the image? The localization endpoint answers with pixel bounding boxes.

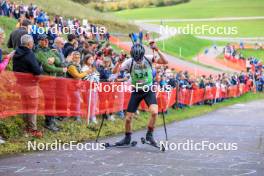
[1,100,264,176]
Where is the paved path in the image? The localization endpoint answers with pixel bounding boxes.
[197,36,264,44]
[194,46,238,73]
[1,99,264,176]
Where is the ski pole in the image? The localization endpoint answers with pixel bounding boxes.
[162,109,168,141]
[129,33,135,45]
[95,112,106,142]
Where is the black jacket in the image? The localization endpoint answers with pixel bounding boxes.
[63,42,74,58]
[7,27,28,49]
[13,46,42,75]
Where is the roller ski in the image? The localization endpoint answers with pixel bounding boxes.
[104,134,137,148]
[141,131,166,152]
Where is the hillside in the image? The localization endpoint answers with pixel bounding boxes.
[0,16,17,53]
[115,0,264,19]
[11,0,138,33]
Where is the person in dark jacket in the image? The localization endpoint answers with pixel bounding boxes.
[63,34,77,58]
[12,34,43,138]
[7,19,31,50]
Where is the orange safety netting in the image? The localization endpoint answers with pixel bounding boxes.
[222,54,247,71]
[0,71,252,119]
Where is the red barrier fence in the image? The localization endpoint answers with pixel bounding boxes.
[0,71,252,120]
[223,54,247,71]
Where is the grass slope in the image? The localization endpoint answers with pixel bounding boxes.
[157,34,225,61]
[0,92,263,155]
[239,49,264,62]
[0,16,17,53]
[115,0,264,20]
[11,0,137,33]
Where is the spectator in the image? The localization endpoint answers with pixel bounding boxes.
[13,6,21,19]
[35,34,67,132]
[31,15,46,44]
[81,54,99,82]
[67,51,89,122]
[0,27,3,64]
[12,34,42,138]
[1,0,9,16]
[97,56,115,121]
[0,27,12,72]
[63,34,77,58]
[7,18,31,50]
[81,54,99,124]
[52,37,67,120]
[52,37,65,64]
[98,56,113,82]
[0,27,9,144]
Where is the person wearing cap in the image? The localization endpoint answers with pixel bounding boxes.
[63,34,77,58]
[35,34,67,76]
[31,15,46,44]
[35,34,67,132]
[97,56,115,121]
[97,56,113,82]
[7,19,31,50]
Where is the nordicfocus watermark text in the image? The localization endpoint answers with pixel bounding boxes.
[28,24,107,35]
[160,140,238,151]
[93,83,172,93]
[28,140,105,151]
[160,24,238,36]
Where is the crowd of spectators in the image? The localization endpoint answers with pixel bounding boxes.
[0,2,263,144]
[224,44,264,91]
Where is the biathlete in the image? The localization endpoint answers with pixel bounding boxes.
[113,42,168,146]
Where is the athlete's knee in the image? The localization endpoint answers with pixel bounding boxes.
[149,105,158,116]
[125,112,134,122]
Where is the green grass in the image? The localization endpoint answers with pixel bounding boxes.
[238,49,264,62]
[0,16,17,53]
[156,34,227,71]
[158,20,264,37]
[115,0,264,19]
[0,92,263,155]
[157,34,225,61]
[12,0,138,33]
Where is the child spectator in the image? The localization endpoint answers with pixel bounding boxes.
[81,54,99,124]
